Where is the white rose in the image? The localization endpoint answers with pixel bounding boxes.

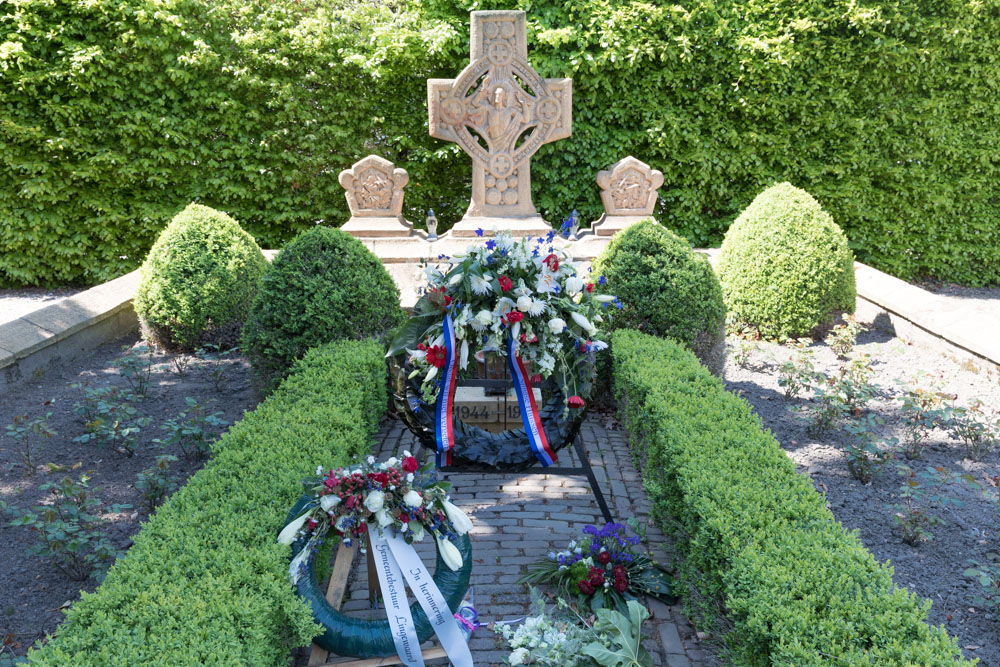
[320,495,341,512]
[386,457,398,467]
[376,509,393,527]
[364,490,385,513]
[403,489,422,507]
[565,276,584,295]
[476,309,493,327]
[547,317,566,335]
[516,295,533,312]
[410,521,426,542]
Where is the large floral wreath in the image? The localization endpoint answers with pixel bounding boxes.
[388,229,619,412]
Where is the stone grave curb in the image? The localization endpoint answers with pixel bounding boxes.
[2,247,996,390]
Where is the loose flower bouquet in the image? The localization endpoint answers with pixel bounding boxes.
[388,229,619,411]
[278,453,472,583]
[518,523,674,613]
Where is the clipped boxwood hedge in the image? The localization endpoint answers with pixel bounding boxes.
[718,183,856,339]
[134,203,267,350]
[612,329,971,665]
[242,227,405,393]
[27,340,386,665]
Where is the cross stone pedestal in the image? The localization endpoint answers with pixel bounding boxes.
[428,11,571,237]
[590,156,664,236]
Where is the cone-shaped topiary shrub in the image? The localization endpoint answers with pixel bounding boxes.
[134,203,267,350]
[242,227,405,392]
[592,219,726,375]
[718,183,856,339]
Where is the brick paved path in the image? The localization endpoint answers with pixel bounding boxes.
[299,414,713,666]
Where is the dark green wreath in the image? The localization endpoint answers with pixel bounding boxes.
[285,495,473,659]
[388,351,592,471]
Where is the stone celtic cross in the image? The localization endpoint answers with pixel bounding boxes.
[428,11,572,235]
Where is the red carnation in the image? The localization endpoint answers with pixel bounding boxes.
[417,343,427,351]
[505,311,524,324]
[577,579,595,595]
[399,513,410,523]
[530,374,542,384]
[568,395,585,409]
[597,551,612,565]
[499,275,513,292]
[426,345,448,369]
[543,254,559,271]
[402,456,419,473]
[368,472,389,487]
[586,283,594,293]
[614,578,628,593]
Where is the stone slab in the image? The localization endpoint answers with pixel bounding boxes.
[0,318,55,361]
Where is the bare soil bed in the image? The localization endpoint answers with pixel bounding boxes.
[724,326,999,666]
[0,337,256,659]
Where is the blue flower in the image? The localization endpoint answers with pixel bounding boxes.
[536,237,545,244]
[476,228,484,237]
[486,239,497,250]
[546,230,555,242]
[598,275,607,286]
[532,248,539,257]
[614,297,623,310]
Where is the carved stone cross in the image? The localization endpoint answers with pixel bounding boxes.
[428,11,572,236]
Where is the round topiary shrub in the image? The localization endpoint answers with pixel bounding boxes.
[242,227,405,391]
[717,183,856,339]
[592,219,726,374]
[134,203,267,350]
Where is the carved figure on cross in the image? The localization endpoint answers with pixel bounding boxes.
[428,11,572,235]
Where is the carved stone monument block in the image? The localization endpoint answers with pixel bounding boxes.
[428,11,572,236]
[339,155,415,238]
[591,156,664,236]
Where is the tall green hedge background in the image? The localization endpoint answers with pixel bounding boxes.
[2,0,998,286]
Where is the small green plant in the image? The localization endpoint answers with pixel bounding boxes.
[155,397,228,460]
[842,414,894,484]
[72,382,132,423]
[73,398,150,457]
[837,353,879,414]
[135,455,179,511]
[6,474,129,581]
[5,406,56,473]
[897,374,955,459]
[948,399,999,461]
[113,343,154,401]
[893,465,976,546]
[195,344,234,392]
[825,314,865,359]
[170,354,192,377]
[777,339,817,398]
[730,338,756,369]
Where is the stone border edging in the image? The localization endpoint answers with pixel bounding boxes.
[2,248,995,389]
[0,270,140,386]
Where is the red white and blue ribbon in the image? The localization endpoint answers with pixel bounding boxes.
[507,334,557,467]
[434,313,459,467]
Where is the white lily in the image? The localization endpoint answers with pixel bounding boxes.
[425,365,439,381]
[448,272,464,286]
[442,499,473,535]
[320,494,341,512]
[277,510,311,546]
[460,339,469,370]
[594,294,616,303]
[571,311,597,335]
[437,534,464,571]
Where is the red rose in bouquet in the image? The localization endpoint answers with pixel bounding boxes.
[499,275,513,292]
[505,311,524,324]
[613,577,628,593]
[402,456,419,473]
[577,579,595,595]
[588,567,605,587]
[597,551,612,565]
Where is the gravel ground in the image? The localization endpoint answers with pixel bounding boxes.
[0,288,83,327]
[724,326,1000,666]
[0,337,256,658]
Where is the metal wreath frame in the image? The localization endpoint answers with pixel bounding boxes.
[388,352,591,472]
